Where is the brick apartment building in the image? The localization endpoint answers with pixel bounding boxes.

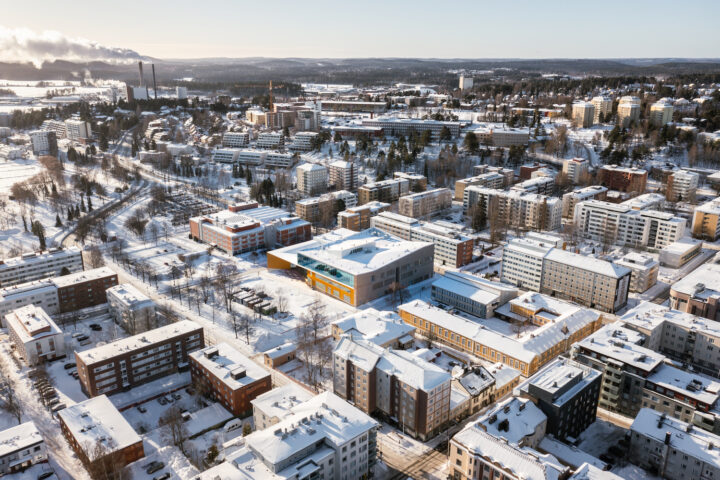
[75,320,204,397]
[190,343,271,417]
[597,165,648,194]
[51,267,118,313]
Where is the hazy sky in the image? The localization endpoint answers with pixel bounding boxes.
[3,0,719,60]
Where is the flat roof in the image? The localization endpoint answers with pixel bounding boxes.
[5,304,62,342]
[477,397,546,445]
[190,343,270,391]
[0,246,81,269]
[77,320,202,365]
[545,249,630,279]
[671,262,720,298]
[646,363,720,405]
[575,324,664,372]
[58,395,141,459]
[50,266,116,288]
[250,384,314,421]
[0,422,42,458]
[106,284,153,307]
[332,308,414,346]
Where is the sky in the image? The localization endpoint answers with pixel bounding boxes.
[2,0,719,61]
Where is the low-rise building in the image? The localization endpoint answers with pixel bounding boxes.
[614,252,659,293]
[473,126,530,147]
[660,238,703,268]
[362,117,461,139]
[289,131,319,151]
[58,396,143,470]
[51,267,118,314]
[511,176,555,195]
[189,343,272,417]
[488,363,521,399]
[256,132,284,149]
[295,191,357,224]
[393,171,427,192]
[398,188,452,218]
[669,262,720,321]
[451,365,495,418]
[267,228,434,307]
[106,284,156,335]
[477,397,547,448]
[0,246,83,287]
[630,408,720,480]
[431,271,518,318]
[261,342,297,369]
[75,320,204,397]
[6,305,64,366]
[222,131,249,148]
[0,422,46,475]
[516,357,601,441]
[331,308,415,348]
[250,383,314,431]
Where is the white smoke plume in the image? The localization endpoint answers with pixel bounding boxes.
[0,26,147,68]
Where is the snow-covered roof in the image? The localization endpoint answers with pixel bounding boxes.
[106,283,153,308]
[660,238,702,255]
[0,421,43,458]
[5,304,62,342]
[58,395,141,459]
[432,273,517,307]
[621,301,720,339]
[671,262,720,299]
[477,397,546,445]
[245,392,379,466]
[567,462,623,480]
[190,343,270,391]
[50,266,116,288]
[540,440,608,472]
[332,308,414,346]
[263,342,297,360]
[518,358,601,407]
[77,320,202,365]
[545,249,630,279]
[251,384,314,422]
[574,324,664,372]
[631,408,720,466]
[646,363,720,406]
[0,246,80,270]
[456,365,495,396]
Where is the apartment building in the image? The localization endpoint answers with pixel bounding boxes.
[397,188,452,218]
[337,202,390,231]
[399,294,602,377]
[295,191,357,224]
[454,173,505,200]
[516,358,601,441]
[449,425,567,480]
[473,126,530,147]
[361,117,461,139]
[0,280,58,320]
[573,200,686,249]
[0,246,83,287]
[189,343,272,417]
[64,119,92,141]
[692,197,720,240]
[221,131,249,147]
[106,284,156,335]
[256,132,284,149]
[476,396,547,448]
[666,169,699,202]
[500,238,553,292]
[464,187,562,231]
[331,308,414,348]
[329,160,358,191]
[511,176,555,195]
[0,422,46,475]
[431,271,518,318]
[251,384,314,431]
[572,101,595,128]
[190,203,311,254]
[617,96,641,127]
[322,100,388,113]
[393,171,427,192]
[370,212,474,267]
[615,253,659,293]
[40,119,66,138]
[472,165,515,186]
[591,95,613,123]
[562,157,589,184]
[333,337,451,440]
[630,408,720,480]
[206,392,379,480]
[267,228,434,306]
[623,192,665,210]
[650,101,674,126]
[660,238,702,268]
[75,320,204,397]
[296,162,328,196]
[669,262,720,321]
[58,396,144,470]
[6,305,65,366]
[52,267,118,314]
[358,178,409,204]
[290,131,319,151]
[597,165,647,194]
[29,129,57,156]
[561,185,608,218]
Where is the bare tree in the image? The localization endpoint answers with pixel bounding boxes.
[84,438,130,480]
[159,406,189,455]
[86,245,105,268]
[148,222,159,245]
[0,357,22,424]
[275,289,289,314]
[302,297,328,342]
[213,262,238,313]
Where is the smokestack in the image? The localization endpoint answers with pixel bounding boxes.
[664,432,671,445]
[151,64,157,100]
[138,61,144,87]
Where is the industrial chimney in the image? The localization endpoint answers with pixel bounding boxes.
[138,61,144,87]
[151,64,157,100]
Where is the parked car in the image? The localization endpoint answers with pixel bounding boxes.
[71,332,84,339]
[63,363,76,370]
[153,474,171,480]
[137,406,147,413]
[37,472,55,480]
[172,393,182,401]
[51,404,66,413]
[89,324,102,331]
[76,335,89,342]
[146,462,165,474]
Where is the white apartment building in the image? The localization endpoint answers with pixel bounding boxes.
[221,131,249,148]
[0,422,47,475]
[28,130,56,155]
[618,96,641,127]
[106,284,156,335]
[459,75,473,90]
[290,131,319,151]
[562,158,589,184]
[361,118,461,139]
[398,188,452,218]
[454,172,505,200]
[251,383,314,431]
[614,253,659,293]
[329,160,359,191]
[464,187,562,231]
[510,176,555,195]
[176,86,187,99]
[572,101,595,128]
[5,304,65,366]
[40,119,66,138]
[574,200,686,249]
[64,119,91,141]
[500,238,553,291]
[561,185,608,218]
[667,169,699,202]
[296,162,328,196]
[211,148,238,164]
[0,247,83,287]
[256,132,284,149]
[591,95,613,123]
[650,101,674,126]
[0,280,59,320]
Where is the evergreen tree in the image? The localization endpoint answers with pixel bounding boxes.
[245,168,252,184]
[55,214,63,227]
[463,132,479,153]
[67,207,73,221]
[80,197,87,213]
[75,205,81,217]
[51,182,57,195]
[87,197,93,211]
